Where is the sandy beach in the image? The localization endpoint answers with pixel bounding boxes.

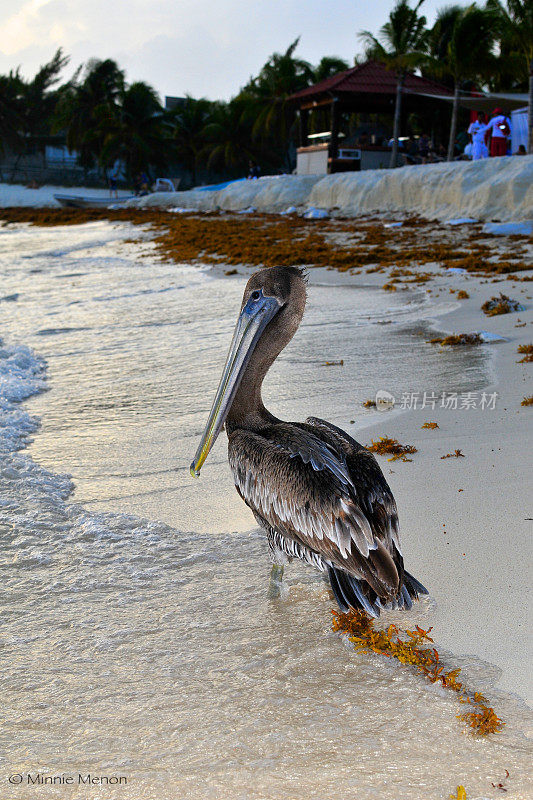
[0,182,133,208]
[205,241,533,704]
[352,266,533,703]
[1,194,531,799]
[2,0,532,790]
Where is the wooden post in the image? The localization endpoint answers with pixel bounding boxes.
[390,72,404,169]
[299,108,309,148]
[447,81,460,162]
[330,99,340,160]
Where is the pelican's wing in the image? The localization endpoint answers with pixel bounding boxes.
[228,422,401,596]
[303,416,401,554]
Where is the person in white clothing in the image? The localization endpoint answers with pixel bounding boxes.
[467,111,488,160]
[485,108,511,157]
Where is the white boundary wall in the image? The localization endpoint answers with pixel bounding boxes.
[128,155,533,222]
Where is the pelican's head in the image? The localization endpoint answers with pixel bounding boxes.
[190,266,307,477]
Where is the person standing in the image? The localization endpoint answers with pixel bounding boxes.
[468,111,488,160]
[247,160,260,180]
[108,163,119,198]
[418,132,431,163]
[485,108,511,157]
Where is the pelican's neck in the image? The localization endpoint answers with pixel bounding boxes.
[225,288,305,434]
[225,348,279,433]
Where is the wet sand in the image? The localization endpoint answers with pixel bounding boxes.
[1,211,532,799]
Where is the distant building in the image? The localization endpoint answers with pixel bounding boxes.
[290,60,453,173]
[45,145,78,166]
[165,96,186,111]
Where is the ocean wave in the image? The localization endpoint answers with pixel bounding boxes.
[0,335,229,565]
[0,342,47,454]
[1,331,531,800]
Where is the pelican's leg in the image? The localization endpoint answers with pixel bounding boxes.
[265,526,290,599]
[267,563,285,599]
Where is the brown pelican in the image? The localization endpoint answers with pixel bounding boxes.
[191,267,427,616]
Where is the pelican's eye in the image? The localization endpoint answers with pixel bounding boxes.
[250,290,261,301]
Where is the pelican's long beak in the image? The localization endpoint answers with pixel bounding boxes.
[190,289,282,477]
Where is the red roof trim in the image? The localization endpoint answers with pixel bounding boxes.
[290,60,453,101]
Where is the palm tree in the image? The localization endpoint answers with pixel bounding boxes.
[359,0,429,168]
[17,50,70,157]
[434,5,497,161]
[427,5,463,87]
[0,71,24,158]
[54,59,125,169]
[99,82,170,179]
[243,38,315,170]
[314,56,350,82]
[0,50,68,178]
[170,96,215,185]
[487,0,533,88]
[203,98,257,176]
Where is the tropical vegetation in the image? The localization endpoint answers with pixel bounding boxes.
[359,0,429,167]
[0,0,530,183]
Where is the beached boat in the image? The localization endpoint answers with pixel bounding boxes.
[53,193,135,209]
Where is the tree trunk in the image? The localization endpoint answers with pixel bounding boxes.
[299,108,309,147]
[10,152,22,182]
[447,81,460,162]
[330,99,340,161]
[390,72,404,169]
[528,58,533,155]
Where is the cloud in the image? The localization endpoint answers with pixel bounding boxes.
[0,0,446,100]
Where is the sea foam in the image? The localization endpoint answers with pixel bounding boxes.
[0,342,47,453]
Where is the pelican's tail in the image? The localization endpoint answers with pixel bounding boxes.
[402,570,429,600]
[328,566,428,618]
[327,567,381,618]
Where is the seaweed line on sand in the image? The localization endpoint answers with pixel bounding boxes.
[332,609,504,736]
[1,208,531,276]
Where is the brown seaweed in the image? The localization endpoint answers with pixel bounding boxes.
[517,343,533,363]
[428,333,482,346]
[332,609,504,736]
[1,208,530,276]
[441,450,465,459]
[366,436,417,461]
[481,293,522,316]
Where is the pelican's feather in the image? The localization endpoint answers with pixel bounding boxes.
[304,417,402,554]
[229,421,404,599]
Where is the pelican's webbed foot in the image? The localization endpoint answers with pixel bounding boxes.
[267,563,285,599]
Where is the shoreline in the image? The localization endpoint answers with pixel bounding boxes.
[206,249,533,706]
[3,207,532,707]
[1,210,532,799]
[356,273,532,706]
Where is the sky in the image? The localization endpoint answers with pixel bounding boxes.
[0,0,448,102]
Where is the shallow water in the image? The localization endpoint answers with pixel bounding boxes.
[1,221,531,800]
